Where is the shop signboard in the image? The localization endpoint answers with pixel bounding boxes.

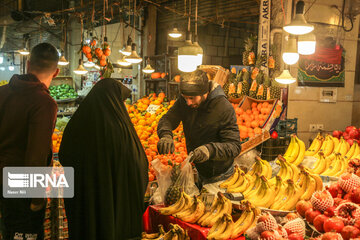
[258,0,271,74]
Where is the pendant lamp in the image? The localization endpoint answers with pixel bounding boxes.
[58,55,69,66]
[142,58,155,74]
[169,27,182,39]
[282,36,299,65]
[73,59,88,75]
[298,32,316,55]
[283,0,314,35]
[125,43,143,64]
[275,70,296,84]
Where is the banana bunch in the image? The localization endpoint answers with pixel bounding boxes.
[345,141,360,161]
[142,224,190,240]
[159,191,192,216]
[267,156,301,186]
[245,176,276,208]
[198,192,232,227]
[142,225,165,240]
[321,153,347,177]
[315,134,338,157]
[231,201,261,239]
[270,179,302,211]
[283,135,306,165]
[0,80,8,86]
[305,133,324,156]
[206,213,234,240]
[247,156,273,179]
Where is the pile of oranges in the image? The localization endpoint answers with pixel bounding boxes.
[232,101,274,140]
[126,92,187,181]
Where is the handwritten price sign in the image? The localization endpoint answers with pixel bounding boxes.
[146,104,160,114]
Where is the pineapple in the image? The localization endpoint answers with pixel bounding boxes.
[237,81,250,96]
[269,78,282,99]
[223,81,230,96]
[248,80,258,98]
[165,164,182,205]
[256,84,266,100]
[242,35,257,66]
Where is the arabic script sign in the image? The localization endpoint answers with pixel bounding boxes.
[298,46,344,87]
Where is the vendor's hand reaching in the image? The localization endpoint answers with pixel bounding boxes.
[157,135,175,154]
[191,146,210,163]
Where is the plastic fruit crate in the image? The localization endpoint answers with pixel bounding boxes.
[275,118,298,138]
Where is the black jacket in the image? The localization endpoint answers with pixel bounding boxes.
[0,74,57,177]
[157,83,241,179]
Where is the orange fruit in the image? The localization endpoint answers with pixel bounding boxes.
[251,120,259,128]
[246,109,252,115]
[254,127,262,135]
[263,102,269,108]
[251,102,257,108]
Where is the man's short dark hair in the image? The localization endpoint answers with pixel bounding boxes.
[29,43,59,73]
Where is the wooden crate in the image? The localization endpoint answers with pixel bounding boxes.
[240,130,270,155]
[199,65,230,87]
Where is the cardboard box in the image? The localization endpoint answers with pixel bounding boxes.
[199,65,230,87]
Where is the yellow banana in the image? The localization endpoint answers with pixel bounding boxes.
[284,136,295,159]
[292,136,306,165]
[310,152,327,174]
[286,135,300,163]
[159,191,186,215]
[350,143,360,161]
[207,214,231,240]
[334,156,347,177]
[243,174,261,197]
[300,174,316,200]
[345,141,357,160]
[220,166,241,189]
[339,138,349,157]
[197,196,219,225]
[322,154,342,176]
[305,134,323,156]
[206,194,231,227]
[322,135,334,156]
[180,197,205,223]
[231,205,257,239]
[271,179,295,210]
[210,214,234,240]
[226,172,245,191]
[332,136,340,153]
[309,173,323,192]
[288,161,301,182]
[200,194,226,227]
[227,174,250,193]
[281,181,302,211]
[259,157,273,179]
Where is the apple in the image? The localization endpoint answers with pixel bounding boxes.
[288,233,304,240]
[347,139,354,146]
[343,132,350,140]
[349,129,360,139]
[323,217,344,233]
[296,200,312,217]
[341,225,360,240]
[346,126,357,133]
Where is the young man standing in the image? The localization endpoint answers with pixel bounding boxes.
[157,69,241,188]
[0,43,59,239]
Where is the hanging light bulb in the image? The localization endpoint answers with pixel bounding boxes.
[275,69,296,84]
[178,32,198,72]
[168,27,182,39]
[142,58,155,74]
[0,67,5,71]
[125,43,143,64]
[282,36,299,65]
[8,64,14,71]
[120,37,132,56]
[118,55,132,67]
[58,56,69,66]
[84,61,95,68]
[73,59,88,75]
[19,48,30,55]
[283,0,314,35]
[298,32,316,55]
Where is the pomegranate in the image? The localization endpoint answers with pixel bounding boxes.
[341,225,360,240]
[296,200,312,217]
[339,173,360,193]
[343,193,352,201]
[323,217,344,233]
[311,190,334,212]
[257,212,278,232]
[260,230,279,240]
[335,202,360,225]
[347,139,354,146]
[327,182,343,198]
[351,187,360,204]
[313,214,328,232]
[283,218,306,237]
[343,132,350,140]
[349,129,360,139]
[333,197,348,207]
[321,232,344,240]
[305,208,322,224]
[324,206,336,217]
[245,226,260,240]
[346,126,357,133]
[333,130,342,139]
[276,226,288,238]
[286,212,299,222]
[288,233,304,240]
[355,219,360,229]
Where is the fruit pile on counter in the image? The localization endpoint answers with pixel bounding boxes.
[49,84,78,101]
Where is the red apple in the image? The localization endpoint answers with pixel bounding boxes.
[271,131,278,139]
[296,200,312,217]
[343,132,350,140]
[321,232,344,240]
[313,214,328,232]
[323,217,344,233]
[305,208,321,224]
[341,225,360,240]
[288,233,304,240]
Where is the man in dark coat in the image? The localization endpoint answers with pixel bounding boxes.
[0,43,59,239]
[157,69,241,186]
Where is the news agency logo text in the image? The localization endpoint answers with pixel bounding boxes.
[3,167,74,198]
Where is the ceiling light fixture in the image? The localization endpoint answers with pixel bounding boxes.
[73,59,88,75]
[19,48,30,55]
[275,69,296,84]
[58,55,69,66]
[125,43,143,64]
[298,32,316,55]
[282,36,299,65]
[168,27,182,39]
[83,61,95,68]
[120,36,132,56]
[142,58,155,74]
[283,0,314,35]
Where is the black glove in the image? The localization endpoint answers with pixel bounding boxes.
[191,146,210,163]
[157,135,175,154]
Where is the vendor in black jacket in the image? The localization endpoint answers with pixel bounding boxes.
[157,69,241,187]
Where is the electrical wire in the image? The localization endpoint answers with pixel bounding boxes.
[304,0,317,15]
[281,0,286,25]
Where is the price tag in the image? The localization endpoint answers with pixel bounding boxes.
[146,104,160,114]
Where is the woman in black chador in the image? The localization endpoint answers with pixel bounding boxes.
[59,78,148,240]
